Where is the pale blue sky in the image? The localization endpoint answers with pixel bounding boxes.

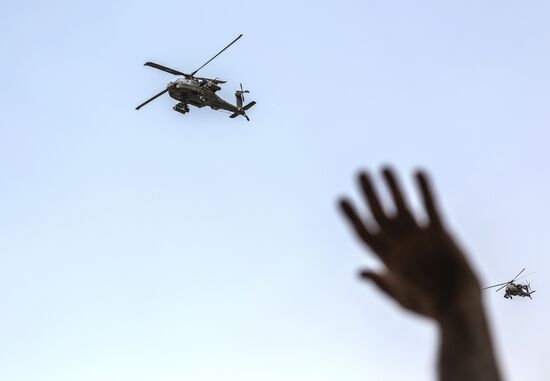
[1,1,549,380]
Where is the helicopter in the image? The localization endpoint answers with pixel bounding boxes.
[135,34,256,121]
[483,268,536,299]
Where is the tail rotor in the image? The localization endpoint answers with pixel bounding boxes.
[232,83,255,121]
[235,83,250,108]
[526,282,536,298]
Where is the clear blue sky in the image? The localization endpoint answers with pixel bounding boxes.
[1,1,549,380]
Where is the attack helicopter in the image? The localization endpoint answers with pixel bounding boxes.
[483,268,536,299]
[135,34,256,121]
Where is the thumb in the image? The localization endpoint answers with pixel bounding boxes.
[359,270,398,300]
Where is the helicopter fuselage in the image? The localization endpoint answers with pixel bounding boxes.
[504,282,533,299]
[167,78,238,114]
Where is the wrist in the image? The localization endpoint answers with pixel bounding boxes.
[437,296,495,356]
[437,295,485,331]
[436,297,502,381]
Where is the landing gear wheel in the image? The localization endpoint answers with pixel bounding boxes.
[173,102,189,115]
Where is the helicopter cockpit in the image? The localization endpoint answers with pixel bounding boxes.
[175,78,199,87]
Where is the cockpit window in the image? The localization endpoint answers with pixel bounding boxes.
[176,78,198,86]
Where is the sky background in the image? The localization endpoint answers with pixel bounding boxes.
[1,1,549,380]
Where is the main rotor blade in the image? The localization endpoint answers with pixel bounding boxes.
[190,34,243,76]
[515,272,535,282]
[144,62,188,76]
[511,268,526,283]
[135,88,169,110]
[195,77,226,84]
[483,282,510,290]
[496,283,509,292]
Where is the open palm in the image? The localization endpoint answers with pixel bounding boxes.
[340,168,481,321]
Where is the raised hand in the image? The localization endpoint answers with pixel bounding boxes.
[339,167,481,322]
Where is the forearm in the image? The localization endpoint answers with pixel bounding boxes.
[437,299,502,381]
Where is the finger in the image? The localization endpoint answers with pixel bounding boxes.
[360,271,424,314]
[415,170,443,229]
[339,199,380,251]
[359,171,389,230]
[382,167,415,223]
[359,270,398,300]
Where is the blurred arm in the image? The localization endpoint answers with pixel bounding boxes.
[438,299,502,381]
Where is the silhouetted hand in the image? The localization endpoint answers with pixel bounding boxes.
[340,167,502,381]
[339,168,481,322]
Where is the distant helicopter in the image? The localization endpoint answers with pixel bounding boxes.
[483,268,535,299]
[135,34,256,121]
